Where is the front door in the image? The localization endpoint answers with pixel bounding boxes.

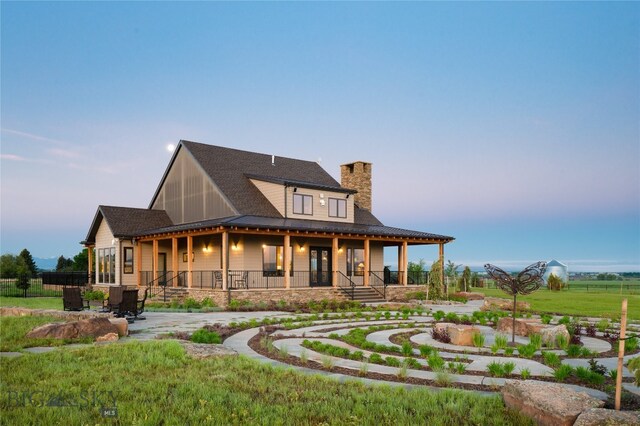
[309,247,332,286]
[157,253,167,285]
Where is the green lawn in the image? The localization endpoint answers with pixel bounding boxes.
[0,339,530,425]
[0,296,62,310]
[472,287,640,320]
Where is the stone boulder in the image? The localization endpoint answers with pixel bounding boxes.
[108,318,129,337]
[480,297,530,312]
[540,325,570,348]
[453,292,485,300]
[497,317,543,337]
[26,317,119,341]
[181,342,238,359]
[434,322,480,346]
[502,381,604,426]
[96,333,119,343]
[573,408,640,426]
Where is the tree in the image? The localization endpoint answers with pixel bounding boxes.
[72,248,91,271]
[470,272,480,288]
[427,259,443,300]
[56,255,74,272]
[15,268,31,297]
[408,258,427,284]
[0,254,28,279]
[445,260,460,295]
[547,273,564,291]
[459,266,472,292]
[18,248,38,277]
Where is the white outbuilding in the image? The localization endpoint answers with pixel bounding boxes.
[543,259,568,284]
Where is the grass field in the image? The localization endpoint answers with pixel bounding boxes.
[0,339,530,425]
[0,296,62,310]
[472,287,640,320]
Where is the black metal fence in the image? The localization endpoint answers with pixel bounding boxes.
[41,271,88,286]
[0,276,86,298]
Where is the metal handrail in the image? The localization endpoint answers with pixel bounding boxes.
[369,271,387,299]
[336,271,356,300]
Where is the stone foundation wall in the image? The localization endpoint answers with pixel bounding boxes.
[385,285,428,302]
[186,287,345,308]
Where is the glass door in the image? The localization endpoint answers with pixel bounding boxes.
[309,247,332,286]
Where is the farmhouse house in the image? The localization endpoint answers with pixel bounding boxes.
[82,141,453,305]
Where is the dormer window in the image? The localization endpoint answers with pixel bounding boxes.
[293,193,313,215]
[328,198,347,218]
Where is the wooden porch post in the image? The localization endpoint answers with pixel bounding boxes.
[284,234,291,289]
[172,237,179,287]
[439,243,445,295]
[221,231,229,291]
[397,245,402,285]
[136,242,142,286]
[152,239,159,282]
[332,237,339,287]
[363,238,370,286]
[87,246,93,284]
[187,235,193,289]
[402,241,408,285]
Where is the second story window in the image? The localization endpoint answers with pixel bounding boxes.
[293,193,313,215]
[329,198,347,218]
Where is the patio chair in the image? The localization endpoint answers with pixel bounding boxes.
[214,271,223,288]
[234,271,249,289]
[102,286,123,313]
[115,289,139,323]
[63,287,89,311]
[134,288,148,320]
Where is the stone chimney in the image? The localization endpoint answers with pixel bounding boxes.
[340,161,372,211]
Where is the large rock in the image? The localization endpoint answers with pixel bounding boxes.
[108,318,129,337]
[502,381,604,426]
[480,297,530,312]
[453,292,485,300]
[434,322,480,346]
[540,325,570,348]
[1,307,112,321]
[497,317,543,337]
[181,343,238,359]
[26,317,119,341]
[573,408,640,426]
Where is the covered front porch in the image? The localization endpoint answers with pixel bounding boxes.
[135,224,448,301]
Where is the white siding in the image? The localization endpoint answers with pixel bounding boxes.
[286,187,354,223]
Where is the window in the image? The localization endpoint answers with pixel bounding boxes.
[293,193,313,215]
[123,247,134,274]
[347,248,365,276]
[98,247,116,283]
[262,245,293,276]
[329,198,347,218]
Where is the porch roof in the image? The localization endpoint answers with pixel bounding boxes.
[82,205,173,245]
[136,214,454,243]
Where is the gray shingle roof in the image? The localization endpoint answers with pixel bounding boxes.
[137,214,454,242]
[82,206,173,244]
[179,140,346,218]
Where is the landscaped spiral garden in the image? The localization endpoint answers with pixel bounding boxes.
[184,305,640,409]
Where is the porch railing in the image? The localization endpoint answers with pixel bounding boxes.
[336,271,356,300]
[381,270,429,285]
[369,271,387,299]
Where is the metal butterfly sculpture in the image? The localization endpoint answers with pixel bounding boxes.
[484,261,547,343]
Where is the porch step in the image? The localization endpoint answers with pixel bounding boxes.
[338,286,386,303]
[148,287,189,302]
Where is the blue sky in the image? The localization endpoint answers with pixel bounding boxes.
[1,2,638,271]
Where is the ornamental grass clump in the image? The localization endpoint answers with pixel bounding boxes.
[529,334,542,350]
[553,364,574,382]
[427,352,445,371]
[472,332,485,348]
[401,341,414,356]
[542,351,561,368]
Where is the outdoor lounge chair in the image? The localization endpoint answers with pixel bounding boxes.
[102,286,123,313]
[63,287,89,311]
[135,288,148,320]
[115,289,139,322]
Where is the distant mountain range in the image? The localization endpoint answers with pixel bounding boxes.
[34,257,58,271]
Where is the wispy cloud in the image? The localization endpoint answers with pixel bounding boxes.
[48,148,82,159]
[0,153,53,164]
[1,128,70,146]
[0,154,26,161]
